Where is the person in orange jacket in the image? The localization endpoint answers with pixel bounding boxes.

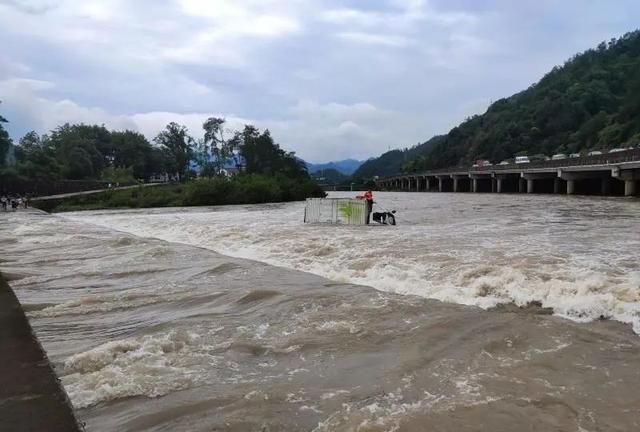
[363,190,374,224]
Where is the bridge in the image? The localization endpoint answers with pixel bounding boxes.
[318,184,370,192]
[377,148,640,197]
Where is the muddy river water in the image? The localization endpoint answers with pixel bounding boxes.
[1,192,639,431]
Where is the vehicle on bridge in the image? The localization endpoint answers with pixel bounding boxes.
[472,159,492,168]
[515,156,530,164]
[552,153,567,160]
[588,150,603,156]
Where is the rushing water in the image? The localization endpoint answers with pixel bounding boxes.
[1,192,640,431]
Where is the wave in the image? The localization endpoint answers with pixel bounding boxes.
[61,330,206,408]
[29,290,194,318]
[66,198,640,334]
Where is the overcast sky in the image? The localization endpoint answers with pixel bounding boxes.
[1,0,639,162]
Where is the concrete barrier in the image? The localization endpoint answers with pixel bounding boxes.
[0,274,81,432]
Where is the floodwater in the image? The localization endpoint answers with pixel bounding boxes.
[1,192,640,431]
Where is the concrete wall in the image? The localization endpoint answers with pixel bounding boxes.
[0,274,81,432]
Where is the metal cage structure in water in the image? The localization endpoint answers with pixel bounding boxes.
[303,198,367,225]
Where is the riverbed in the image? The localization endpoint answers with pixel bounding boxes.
[1,192,639,431]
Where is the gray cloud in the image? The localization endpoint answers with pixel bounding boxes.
[1,0,639,162]
[0,0,56,15]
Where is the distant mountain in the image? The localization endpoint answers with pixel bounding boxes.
[306,159,363,175]
[310,168,348,185]
[351,135,445,179]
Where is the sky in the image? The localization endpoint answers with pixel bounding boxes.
[1,0,639,162]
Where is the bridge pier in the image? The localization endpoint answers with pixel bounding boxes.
[521,172,556,194]
[376,151,640,196]
[527,179,534,194]
[468,174,492,193]
[518,178,526,193]
[559,170,611,195]
[615,169,638,196]
[567,180,575,195]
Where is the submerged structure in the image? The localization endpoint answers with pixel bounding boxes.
[304,198,367,225]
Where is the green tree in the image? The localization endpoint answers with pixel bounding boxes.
[153,122,194,180]
[0,102,12,166]
[198,117,234,176]
[111,130,155,179]
[48,123,112,179]
[14,132,61,181]
[238,126,307,178]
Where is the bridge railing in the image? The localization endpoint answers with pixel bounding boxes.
[380,148,640,180]
[0,179,138,197]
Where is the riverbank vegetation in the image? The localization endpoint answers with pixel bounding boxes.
[34,174,324,212]
[1,106,325,206]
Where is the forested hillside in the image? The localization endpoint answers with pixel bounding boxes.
[310,168,349,185]
[368,30,640,175]
[352,135,444,178]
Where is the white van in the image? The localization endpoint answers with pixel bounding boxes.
[588,150,602,156]
[515,156,530,164]
[551,154,567,160]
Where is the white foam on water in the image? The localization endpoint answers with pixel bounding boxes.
[28,289,193,317]
[321,390,350,400]
[61,329,207,408]
[66,194,640,334]
[316,320,360,334]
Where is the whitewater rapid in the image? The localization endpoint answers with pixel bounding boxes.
[3,195,640,431]
[66,192,640,333]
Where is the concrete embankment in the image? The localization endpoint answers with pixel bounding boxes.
[0,274,81,432]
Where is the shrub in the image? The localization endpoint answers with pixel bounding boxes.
[36,173,325,212]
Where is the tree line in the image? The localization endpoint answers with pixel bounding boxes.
[0,108,309,186]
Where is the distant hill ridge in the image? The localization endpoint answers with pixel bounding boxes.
[306,159,363,175]
[359,29,640,177]
[351,136,444,179]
